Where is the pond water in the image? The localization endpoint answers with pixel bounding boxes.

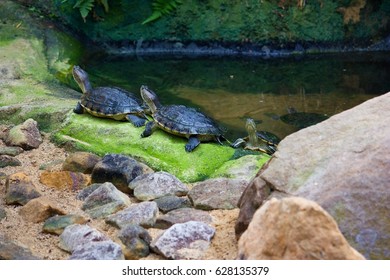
[79,52,390,141]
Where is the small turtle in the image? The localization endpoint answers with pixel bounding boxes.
[72,65,147,127]
[231,118,280,155]
[280,107,328,129]
[140,85,226,152]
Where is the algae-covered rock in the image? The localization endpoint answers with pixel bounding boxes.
[54,113,235,182]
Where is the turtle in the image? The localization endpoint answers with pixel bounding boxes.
[72,65,147,127]
[279,107,329,129]
[140,85,227,152]
[231,118,280,155]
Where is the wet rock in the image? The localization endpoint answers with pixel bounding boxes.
[91,154,146,194]
[59,224,109,252]
[42,214,88,235]
[188,178,248,210]
[155,208,213,229]
[39,170,91,191]
[69,241,124,260]
[106,201,159,229]
[131,171,189,201]
[0,207,6,221]
[19,196,66,223]
[76,183,101,200]
[81,182,131,219]
[0,155,21,168]
[0,146,23,156]
[238,93,390,259]
[237,197,365,260]
[154,195,192,213]
[0,234,40,260]
[5,172,41,205]
[151,221,215,260]
[118,224,152,260]
[4,118,42,150]
[62,152,101,174]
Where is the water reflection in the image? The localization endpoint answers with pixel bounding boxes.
[81,52,389,140]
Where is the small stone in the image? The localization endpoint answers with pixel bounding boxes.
[118,224,152,260]
[106,201,159,229]
[0,234,40,260]
[40,170,91,191]
[76,183,102,200]
[154,196,192,213]
[62,152,101,174]
[188,178,248,210]
[131,171,189,201]
[0,207,6,221]
[155,208,213,229]
[91,154,146,194]
[0,172,6,180]
[42,214,88,235]
[0,146,23,156]
[59,224,109,252]
[39,159,64,171]
[5,172,41,205]
[151,221,215,260]
[4,118,42,150]
[0,155,21,168]
[19,197,66,223]
[69,241,124,260]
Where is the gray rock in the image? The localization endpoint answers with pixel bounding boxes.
[188,178,248,210]
[91,154,146,194]
[106,201,159,229]
[131,171,189,201]
[81,182,131,218]
[151,221,215,260]
[0,234,40,260]
[0,146,23,156]
[0,207,6,221]
[155,208,213,229]
[0,155,21,168]
[69,241,124,260]
[62,152,101,174]
[118,224,152,260]
[5,172,41,205]
[42,214,88,235]
[154,195,192,213]
[237,92,390,259]
[59,224,109,252]
[76,183,101,200]
[4,118,42,150]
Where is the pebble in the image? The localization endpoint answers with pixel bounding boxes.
[106,201,159,229]
[59,224,109,252]
[155,208,213,229]
[91,154,148,194]
[4,118,42,150]
[151,221,215,260]
[188,178,248,210]
[0,234,40,260]
[118,224,152,260]
[131,171,189,201]
[19,196,66,223]
[69,241,124,260]
[42,214,88,235]
[62,151,101,174]
[0,155,22,168]
[5,172,41,205]
[0,146,23,156]
[154,195,192,213]
[0,207,6,221]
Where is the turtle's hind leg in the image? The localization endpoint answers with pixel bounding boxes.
[126,114,147,127]
[73,102,84,114]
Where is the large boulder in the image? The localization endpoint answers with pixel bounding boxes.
[237,197,364,260]
[236,92,390,259]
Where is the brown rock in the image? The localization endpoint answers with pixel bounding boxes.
[5,172,41,205]
[237,197,365,260]
[40,171,91,191]
[62,152,101,174]
[0,155,21,168]
[19,197,66,223]
[5,118,42,150]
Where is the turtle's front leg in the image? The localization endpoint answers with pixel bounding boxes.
[231,138,246,148]
[141,121,156,137]
[73,102,84,114]
[126,114,147,127]
[185,135,201,152]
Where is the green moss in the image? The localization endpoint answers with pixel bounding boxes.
[54,113,237,182]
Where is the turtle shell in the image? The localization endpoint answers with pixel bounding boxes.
[81,87,143,119]
[280,112,328,129]
[257,131,281,146]
[153,105,223,139]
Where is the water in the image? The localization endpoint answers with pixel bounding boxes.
[79,52,390,141]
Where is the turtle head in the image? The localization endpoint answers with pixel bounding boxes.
[140,85,161,114]
[245,118,259,147]
[72,65,92,94]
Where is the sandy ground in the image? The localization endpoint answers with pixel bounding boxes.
[0,134,239,260]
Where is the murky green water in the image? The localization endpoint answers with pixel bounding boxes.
[79,52,390,141]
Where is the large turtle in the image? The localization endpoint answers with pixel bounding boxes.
[231,118,280,155]
[279,107,329,129]
[140,85,226,152]
[72,65,147,127]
